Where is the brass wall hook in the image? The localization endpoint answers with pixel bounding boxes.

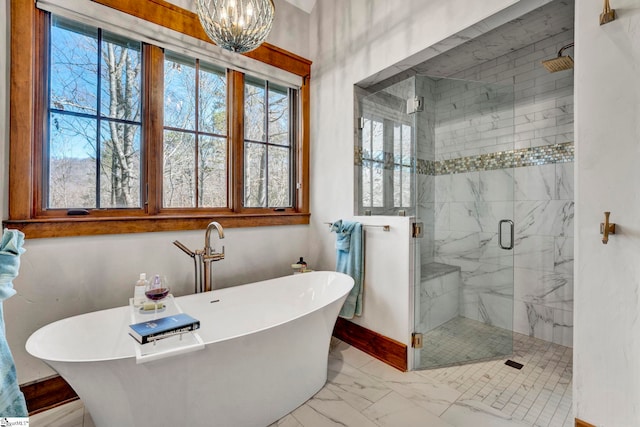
[600,0,616,25]
[600,211,616,244]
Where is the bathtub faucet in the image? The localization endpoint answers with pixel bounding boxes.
[172,221,225,294]
[203,221,225,292]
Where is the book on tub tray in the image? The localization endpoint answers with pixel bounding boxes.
[129,313,200,344]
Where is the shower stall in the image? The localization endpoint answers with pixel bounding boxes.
[356,75,516,370]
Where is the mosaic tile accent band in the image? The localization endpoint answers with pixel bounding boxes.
[356,142,574,175]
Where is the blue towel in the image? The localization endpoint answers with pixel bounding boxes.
[331,220,364,319]
[0,229,28,417]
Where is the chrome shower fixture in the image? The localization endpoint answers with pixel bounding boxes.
[541,42,574,73]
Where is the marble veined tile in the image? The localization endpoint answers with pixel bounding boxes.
[435,202,450,230]
[515,200,574,237]
[554,236,574,274]
[29,400,85,427]
[359,358,462,416]
[291,387,378,427]
[514,164,555,201]
[479,168,514,202]
[513,300,554,342]
[514,234,555,272]
[514,267,573,310]
[362,391,457,427]
[416,174,435,206]
[435,231,481,260]
[449,202,483,232]
[477,201,514,232]
[479,293,514,330]
[435,172,480,203]
[268,414,303,427]
[442,399,532,427]
[555,162,574,200]
[441,200,512,235]
[329,338,377,369]
[478,232,514,267]
[326,357,392,411]
[462,263,514,295]
[553,308,573,347]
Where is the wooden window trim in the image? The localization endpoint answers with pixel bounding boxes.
[6,0,312,239]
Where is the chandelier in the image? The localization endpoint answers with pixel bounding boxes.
[196,0,276,54]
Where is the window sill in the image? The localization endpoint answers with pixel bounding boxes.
[3,212,311,239]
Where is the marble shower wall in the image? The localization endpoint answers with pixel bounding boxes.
[433,162,574,346]
[424,29,574,347]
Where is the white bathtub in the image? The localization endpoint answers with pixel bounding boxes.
[26,271,353,427]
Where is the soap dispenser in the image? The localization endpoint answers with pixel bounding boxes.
[133,273,148,307]
[291,257,307,274]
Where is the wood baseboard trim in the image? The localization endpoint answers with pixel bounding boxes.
[332,317,408,371]
[576,419,597,427]
[21,375,78,416]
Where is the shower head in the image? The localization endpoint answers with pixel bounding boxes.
[542,42,574,73]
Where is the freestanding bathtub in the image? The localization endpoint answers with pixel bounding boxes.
[26,271,353,427]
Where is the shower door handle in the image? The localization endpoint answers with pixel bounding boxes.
[498,219,514,250]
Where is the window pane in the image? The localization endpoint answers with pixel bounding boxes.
[164,52,196,130]
[199,136,227,207]
[100,120,141,208]
[50,16,98,115]
[48,113,97,208]
[372,120,383,161]
[394,167,401,207]
[393,124,401,164]
[372,162,383,207]
[100,32,141,121]
[362,160,372,207]
[244,142,267,207]
[268,84,289,146]
[199,62,227,136]
[163,130,196,207]
[268,146,290,207]
[245,78,265,142]
[362,119,371,158]
[402,124,412,165]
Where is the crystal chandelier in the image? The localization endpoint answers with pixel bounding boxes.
[196,0,276,54]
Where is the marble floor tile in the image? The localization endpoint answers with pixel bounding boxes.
[268,414,303,427]
[325,357,392,411]
[290,387,378,427]
[361,391,457,427]
[441,399,532,426]
[328,337,376,368]
[30,400,85,427]
[30,333,573,427]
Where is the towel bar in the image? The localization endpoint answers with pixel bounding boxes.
[324,222,390,231]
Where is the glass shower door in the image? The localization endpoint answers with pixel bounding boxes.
[413,76,515,369]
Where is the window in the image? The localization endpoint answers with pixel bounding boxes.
[360,116,413,214]
[244,77,295,208]
[8,1,311,238]
[47,17,142,210]
[393,122,412,208]
[163,52,228,209]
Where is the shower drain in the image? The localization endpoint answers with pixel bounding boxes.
[505,360,524,370]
